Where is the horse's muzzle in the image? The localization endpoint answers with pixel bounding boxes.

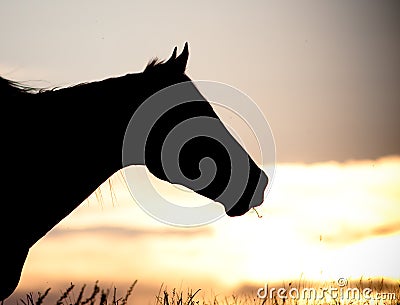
[225,170,268,217]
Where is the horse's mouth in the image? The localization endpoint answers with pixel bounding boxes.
[225,171,268,217]
[225,194,265,217]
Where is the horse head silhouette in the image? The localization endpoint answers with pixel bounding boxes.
[0,42,268,300]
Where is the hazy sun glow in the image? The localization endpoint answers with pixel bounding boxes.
[11,155,400,303]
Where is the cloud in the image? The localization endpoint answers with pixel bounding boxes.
[261,155,400,247]
[323,222,400,246]
[46,225,213,239]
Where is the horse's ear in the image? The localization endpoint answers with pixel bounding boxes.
[174,42,189,73]
[166,46,177,64]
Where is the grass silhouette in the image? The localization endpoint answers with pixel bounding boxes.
[6,281,137,305]
[3,278,399,305]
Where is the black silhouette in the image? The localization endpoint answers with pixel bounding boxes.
[0,43,268,300]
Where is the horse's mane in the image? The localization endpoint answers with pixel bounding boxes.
[0,76,38,97]
[1,50,182,98]
[0,75,108,97]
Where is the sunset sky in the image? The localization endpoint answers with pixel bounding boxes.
[1,1,399,304]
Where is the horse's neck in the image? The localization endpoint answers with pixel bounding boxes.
[9,77,143,248]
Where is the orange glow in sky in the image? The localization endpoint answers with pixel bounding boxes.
[10,155,400,303]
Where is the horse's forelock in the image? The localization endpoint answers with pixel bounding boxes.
[144,43,189,74]
[144,57,166,72]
